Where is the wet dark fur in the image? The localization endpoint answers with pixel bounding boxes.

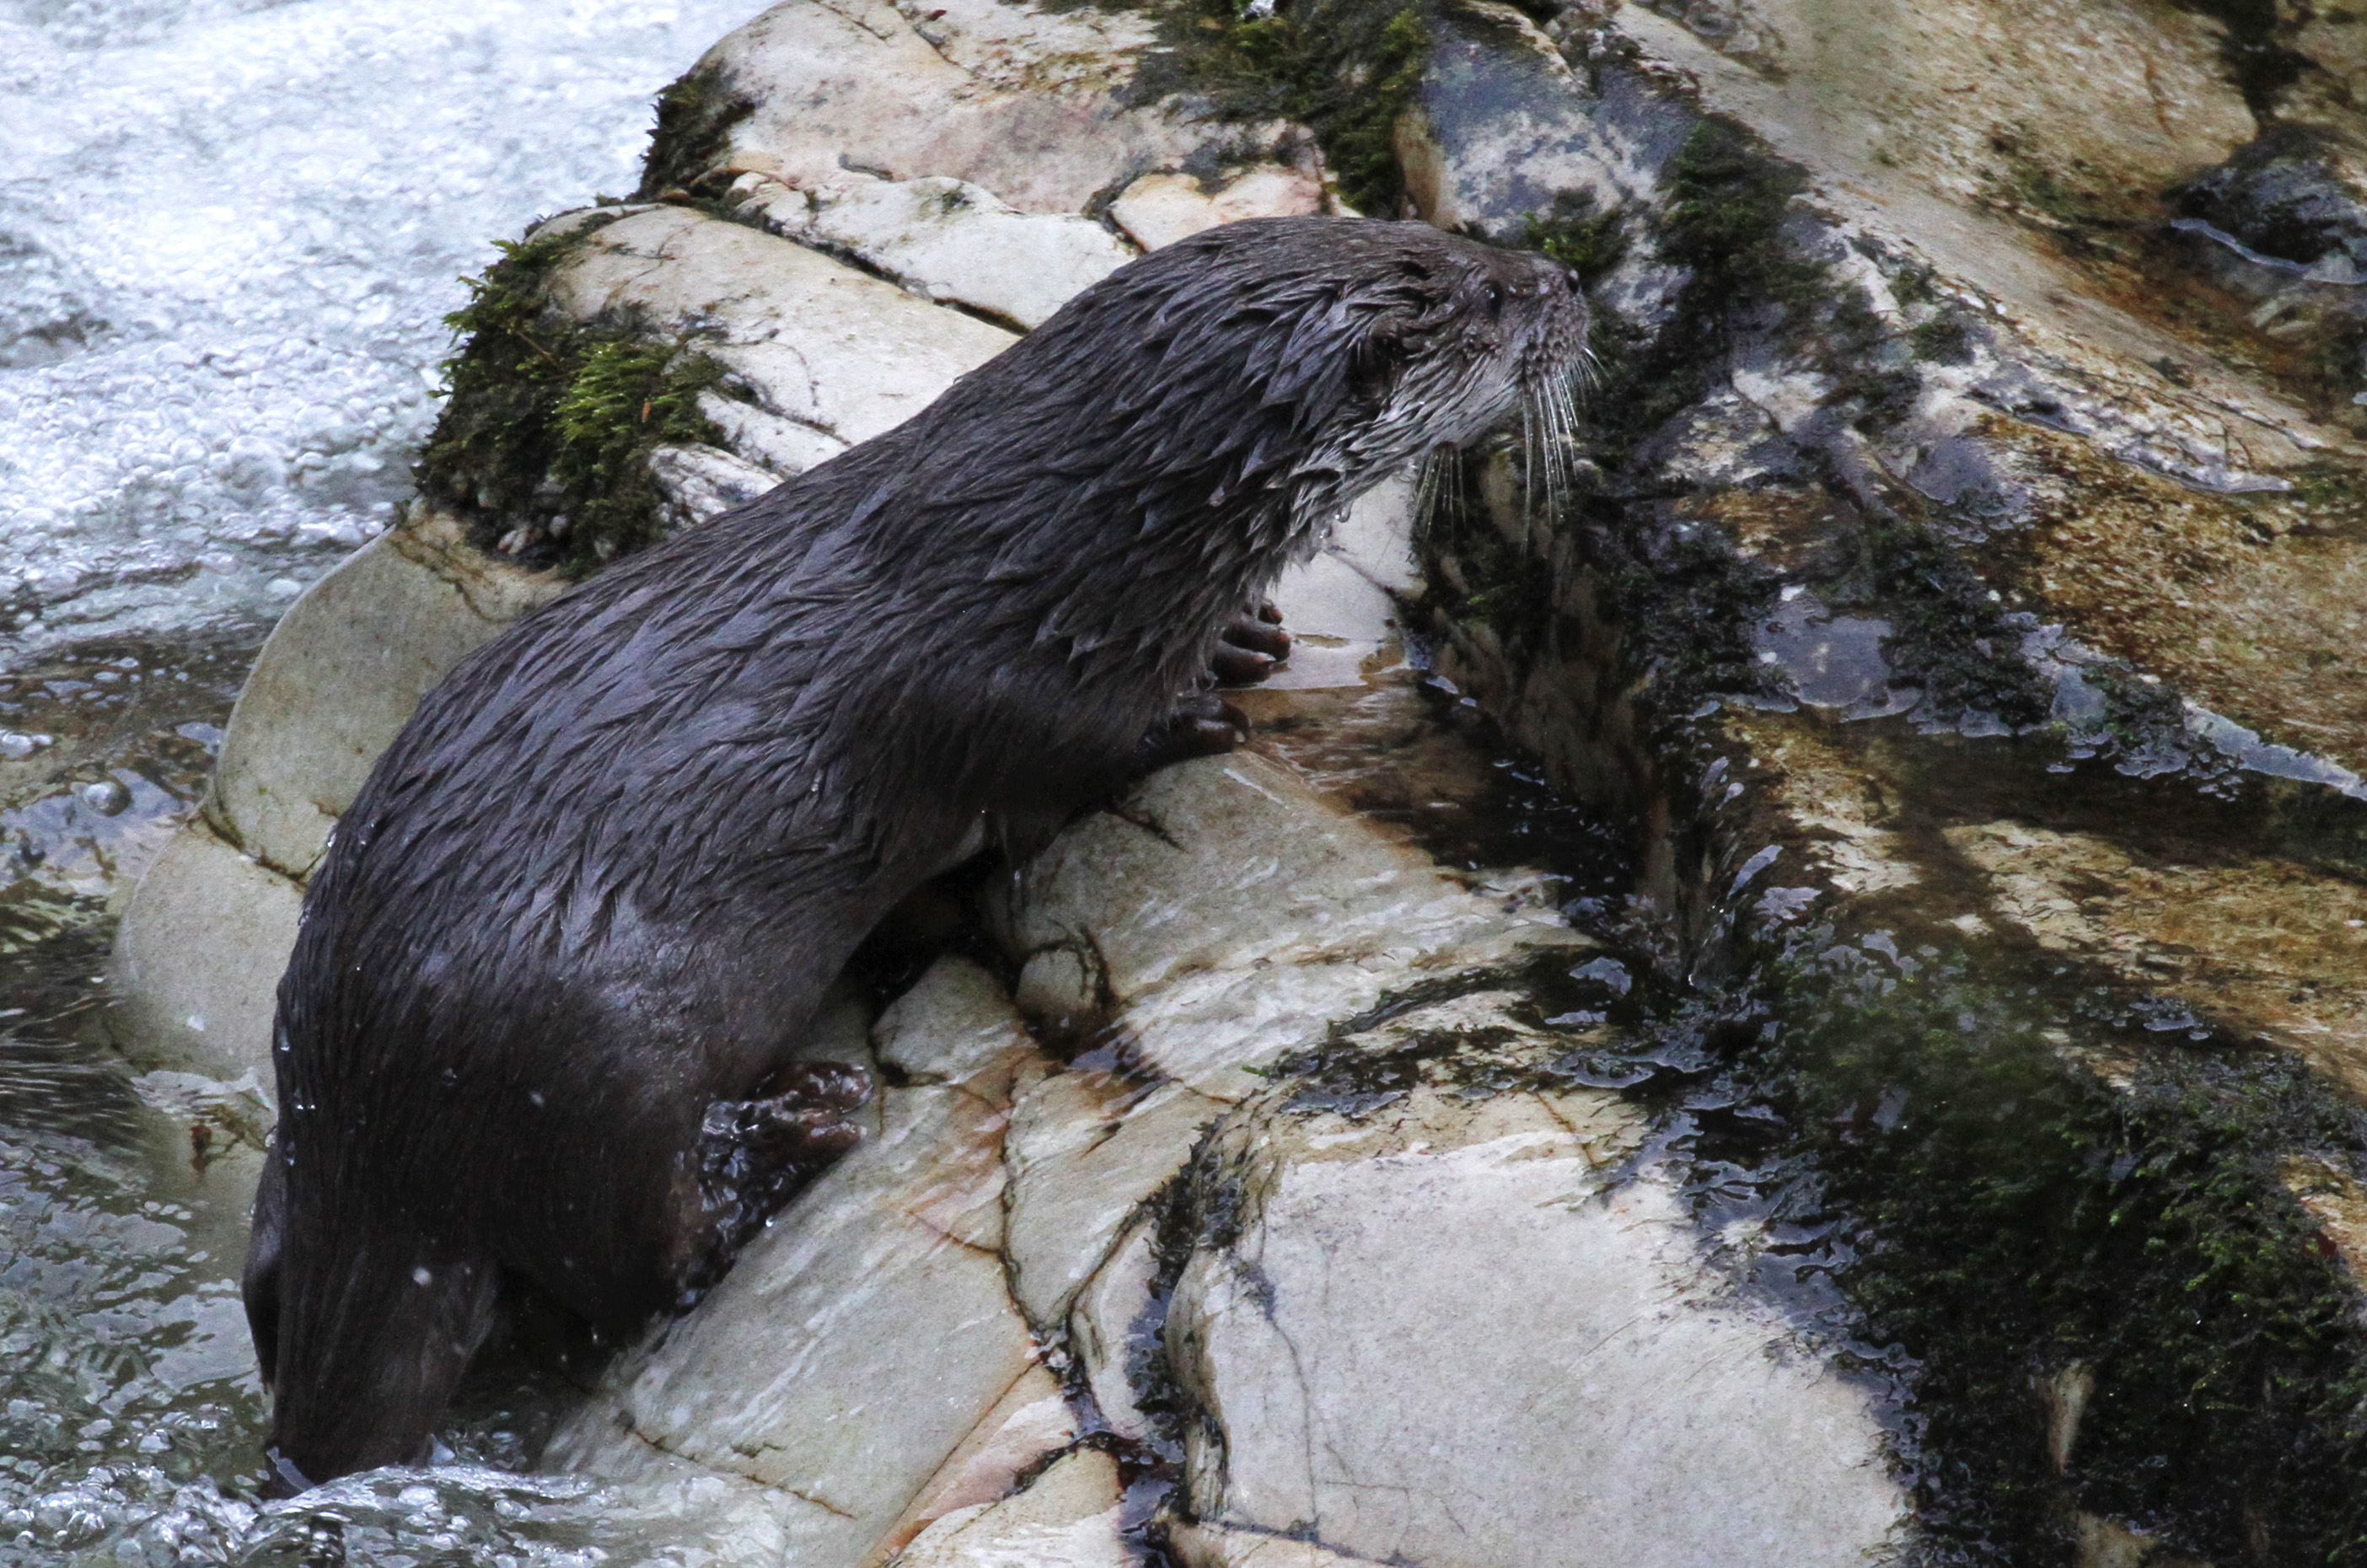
[243,217,1589,1485]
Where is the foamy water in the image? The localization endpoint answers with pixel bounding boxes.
[0,0,762,671]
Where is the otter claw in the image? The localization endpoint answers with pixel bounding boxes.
[1141,693,1248,769]
[1213,603,1291,685]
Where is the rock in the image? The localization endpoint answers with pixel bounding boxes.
[644,442,783,529]
[866,1365,1078,1567]
[992,752,1588,1100]
[1068,1216,1162,1443]
[547,1000,1045,1568]
[106,819,303,1081]
[694,389,847,477]
[2177,128,2367,281]
[1264,550,1399,692]
[203,507,564,881]
[673,0,1313,217]
[549,207,1017,451]
[1002,1071,1221,1332]
[733,171,1135,330]
[885,1447,1124,1568]
[1168,1523,1393,1568]
[873,954,1038,1087]
[1165,1075,1906,1568]
[1108,165,1330,251]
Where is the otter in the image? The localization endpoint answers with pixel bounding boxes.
[242,216,1590,1487]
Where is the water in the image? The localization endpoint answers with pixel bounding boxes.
[0,0,765,669]
[0,2,801,1558]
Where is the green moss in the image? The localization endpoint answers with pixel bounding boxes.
[1860,513,2053,730]
[1522,190,1629,284]
[1661,117,1820,306]
[637,62,756,200]
[1156,0,1430,217]
[1912,315,1975,365]
[414,222,730,576]
[1718,943,2367,1562]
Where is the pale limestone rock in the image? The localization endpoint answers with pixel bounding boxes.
[1107,165,1329,251]
[865,1364,1077,1568]
[694,388,847,477]
[550,207,1016,449]
[106,820,303,1080]
[875,954,1039,1088]
[1068,1216,1162,1442]
[687,0,1292,217]
[1002,1071,1221,1331]
[548,1063,1042,1568]
[1325,475,1420,595]
[1169,1523,1393,1568]
[736,172,1135,330]
[888,1448,1124,1568]
[205,507,564,881]
[1167,1083,1908,1568]
[993,753,1588,1099]
[1264,551,1398,692]
[644,442,781,529]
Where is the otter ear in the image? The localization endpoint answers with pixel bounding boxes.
[1344,296,1420,397]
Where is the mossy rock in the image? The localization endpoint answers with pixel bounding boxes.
[413,219,733,576]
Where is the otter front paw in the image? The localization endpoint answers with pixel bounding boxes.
[1140,692,1249,770]
[1211,600,1291,686]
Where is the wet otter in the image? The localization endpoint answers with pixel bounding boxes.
[243,216,1590,1486]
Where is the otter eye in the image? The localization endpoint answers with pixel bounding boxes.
[1483,281,1506,316]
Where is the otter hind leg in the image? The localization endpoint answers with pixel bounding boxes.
[682,1061,872,1303]
[261,1235,502,1493]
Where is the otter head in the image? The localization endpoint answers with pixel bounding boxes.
[1137,217,1593,539]
[1337,222,1594,479]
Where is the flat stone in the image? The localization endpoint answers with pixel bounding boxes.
[865,1362,1077,1568]
[1068,1216,1162,1442]
[552,207,1017,449]
[874,954,1038,1091]
[888,1447,1124,1568]
[1003,1071,1222,1331]
[548,1066,1042,1568]
[737,172,1135,330]
[1169,1524,1393,1568]
[1167,1082,1908,1568]
[106,819,304,1081]
[646,441,782,529]
[1325,475,1420,595]
[1264,551,1398,692]
[204,507,565,880]
[994,753,1586,1099]
[690,0,1294,217]
[694,389,847,477]
[1108,164,1328,251]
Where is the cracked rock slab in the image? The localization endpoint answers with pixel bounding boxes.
[992,751,1588,1099]
[735,171,1135,330]
[1002,1069,1222,1333]
[548,1018,1044,1568]
[106,819,304,1081]
[1167,1081,1908,1568]
[689,0,1294,217]
[204,507,564,882]
[886,1447,1124,1568]
[550,207,1017,451]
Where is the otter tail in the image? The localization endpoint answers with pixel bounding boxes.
[244,1144,501,1491]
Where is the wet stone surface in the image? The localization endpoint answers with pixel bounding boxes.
[45,0,2367,1560]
